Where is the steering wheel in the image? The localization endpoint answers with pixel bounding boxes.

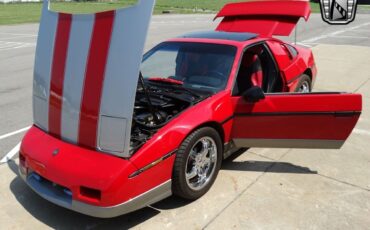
[208,70,225,79]
[206,70,226,87]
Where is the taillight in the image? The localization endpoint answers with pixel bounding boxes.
[19,153,25,166]
[19,153,27,175]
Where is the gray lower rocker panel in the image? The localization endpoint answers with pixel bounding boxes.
[233,138,344,149]
[20,170,172,218]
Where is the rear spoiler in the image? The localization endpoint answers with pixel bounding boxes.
[215,0,311,37]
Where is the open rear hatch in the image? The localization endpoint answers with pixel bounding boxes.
[215,0,311,36]
[33,0,155,158]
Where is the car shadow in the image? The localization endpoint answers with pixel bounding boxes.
[221,149,317,174]
[6,160,190,229]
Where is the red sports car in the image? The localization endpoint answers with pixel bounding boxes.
[19,0,362,218]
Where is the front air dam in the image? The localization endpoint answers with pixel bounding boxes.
[18,126,172,218]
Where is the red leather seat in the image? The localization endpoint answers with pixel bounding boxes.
[241,53,263,88]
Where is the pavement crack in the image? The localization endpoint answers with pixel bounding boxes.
[247,151,276,161]
[202,167,270,229]
[317,173,370,192]
[202,150,291,229]
[354,77,370,93]
[204,148,369,229]
[251,151,370,192]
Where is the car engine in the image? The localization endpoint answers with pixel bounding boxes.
[130,85,204,153]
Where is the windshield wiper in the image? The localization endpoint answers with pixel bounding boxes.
[166,83,202,99]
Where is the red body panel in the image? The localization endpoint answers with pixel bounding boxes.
[215,0,311,36]
[20,126,175,207]
[130,91,235,169]
[265,39,317,92]
[231,93,361,140]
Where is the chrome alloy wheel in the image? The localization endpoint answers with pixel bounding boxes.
[298,81,310,93]
[185,137,217,191]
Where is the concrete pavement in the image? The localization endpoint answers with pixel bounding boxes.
[0,13,370,229]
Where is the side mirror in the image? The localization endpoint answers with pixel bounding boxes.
[242,86,265,103]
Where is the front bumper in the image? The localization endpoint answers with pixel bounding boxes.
[19,126,174,218]
[19,170,171,218]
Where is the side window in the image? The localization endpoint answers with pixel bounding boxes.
[233,43,281,96]
[282,44,298,60]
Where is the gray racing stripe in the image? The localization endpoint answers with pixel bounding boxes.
[61,14,94,144]
[33,0,58,131]
[98,0,155,157]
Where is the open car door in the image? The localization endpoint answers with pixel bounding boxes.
[215,0,311,36]
[231,92,362,149]
[33,0,155,157]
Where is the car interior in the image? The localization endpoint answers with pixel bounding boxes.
[233,43,282,96]
[174,43,236,92]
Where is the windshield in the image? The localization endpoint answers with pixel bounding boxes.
[141,42,237,93]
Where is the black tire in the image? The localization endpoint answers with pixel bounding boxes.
[172,127,223,200]
[294,74,312,93]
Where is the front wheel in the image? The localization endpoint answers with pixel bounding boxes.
[172,127,222,200]
[295,74,312,93]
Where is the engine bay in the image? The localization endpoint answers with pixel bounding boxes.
[130,82,208,153]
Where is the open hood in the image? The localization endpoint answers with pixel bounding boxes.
[215,0,311,36]
[33,0,155,157]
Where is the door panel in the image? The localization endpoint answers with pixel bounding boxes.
[231,93,362,149]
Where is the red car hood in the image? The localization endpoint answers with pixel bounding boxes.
[32,0,155,158]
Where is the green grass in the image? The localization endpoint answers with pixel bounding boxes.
[0,1,324,25]
[310,2,320,13]
[359,5,370,9]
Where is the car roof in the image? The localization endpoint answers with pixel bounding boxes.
[178,31,259,42]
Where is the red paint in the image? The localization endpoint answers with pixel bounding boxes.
[48,13,72,137]
[215,0,311,36]
[231,94,362,140]
[20,126,174,206]
[149,77,184,85]
[78,11,115,149]
[22,0,363,215]
[27,31,360,211]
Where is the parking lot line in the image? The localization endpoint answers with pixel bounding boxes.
[302,22,370,43]
[353,29,370,33]
[0,142,20,163]
[331,35,369,39]
[353,128,370,136]
[0,32,37,37]
[0,126,31,141]
[0,43,35,51]
[0,35,38,40]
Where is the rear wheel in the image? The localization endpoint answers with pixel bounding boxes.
[172,127,222,200]
[295,74,312,93]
